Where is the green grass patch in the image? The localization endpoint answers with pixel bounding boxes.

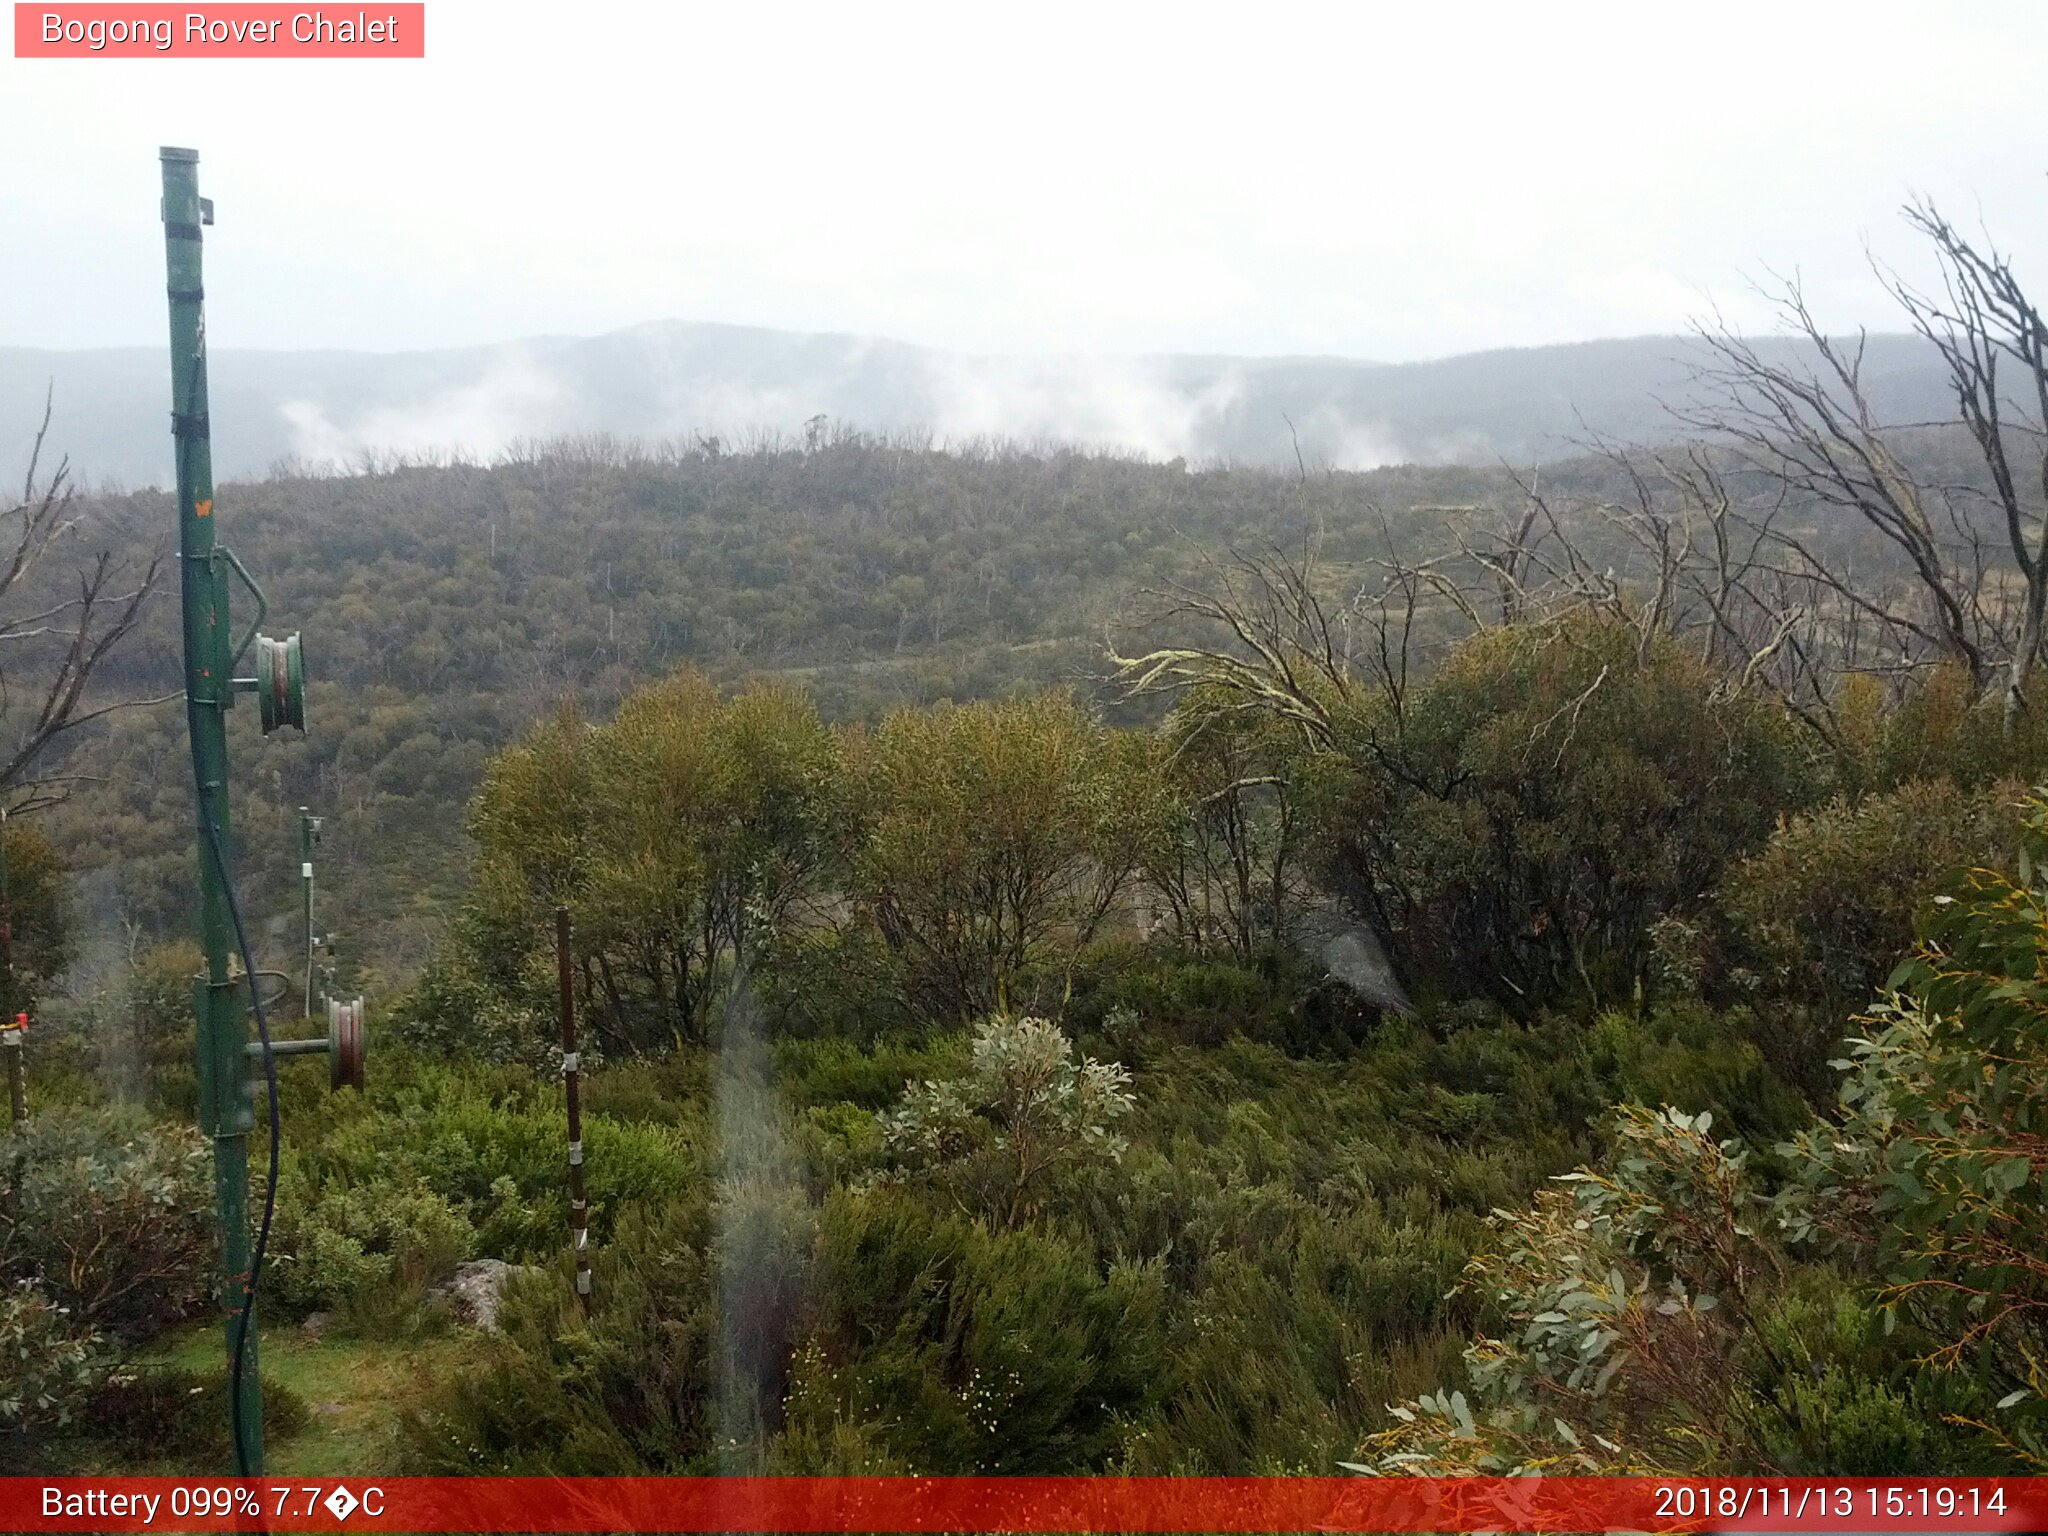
[135,1324,473,1476]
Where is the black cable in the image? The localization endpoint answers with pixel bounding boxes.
[202,819,280,1480]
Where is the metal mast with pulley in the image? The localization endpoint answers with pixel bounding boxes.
[162,146,355,1477]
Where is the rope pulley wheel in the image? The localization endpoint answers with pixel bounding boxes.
[326,996,366,1091]
[255,632,306,735]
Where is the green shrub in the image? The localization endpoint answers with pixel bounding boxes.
[1832,665,2048,796]
[1581,1002,1814,1141]
[714,1176,819,1465]
[390,935,551,1066]
[575,1053,707,1126]
[1114,1202,1474,1474]
[1736,1276,2001,1474]
[448,677,845,1055]
[268,1175,477,1327]
[1140,1251,1394,1473]
[873,1016,1133,1229]
[37,942,202,1113]
[752,922,910,1043]
[1313,616,1819,1013]
[847,691,1148,1024]
[1719,777,2022,1022]
[771,1033,966,1113]
[0,821,76,1009]
[274,1053,699,1259]
[404,1190,718,1474]
[793,1101,886,1194]
[0,1281,105,1462]
[1777,795,2048,1469]
[789,1189,1166,1473]
[86,1365,312,1468]
[3,1105,212,1343]
[1359,1105,1781,1474]
[1070,944,1292,1050]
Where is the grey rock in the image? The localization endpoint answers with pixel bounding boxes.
[430,1258,545,1332]
[1289,897,1415,1016]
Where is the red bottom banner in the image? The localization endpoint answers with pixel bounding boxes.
[4,1476,2043,1533]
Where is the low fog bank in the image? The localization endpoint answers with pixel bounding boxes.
[1,320,1951,489]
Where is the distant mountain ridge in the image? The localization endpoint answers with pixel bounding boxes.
[0,320,1953,487]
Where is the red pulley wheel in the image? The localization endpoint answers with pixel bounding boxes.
[327,997,366,1091]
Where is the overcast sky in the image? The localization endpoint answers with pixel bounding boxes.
[4,0,2045,363]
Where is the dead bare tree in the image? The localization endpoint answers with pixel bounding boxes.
[2,397,171,812]
[1108,535,1359,755]
[1115,194,2048,761]
[1108,442,1893,779]
[1679,196,2048,731]
[1109,491,1631,751]
[1682,292,1990,680]
[1880,197,2048,729]
[1565,440,1882,745]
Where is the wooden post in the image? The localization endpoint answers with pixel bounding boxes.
[1,1022,20,1128]
[556,905,591,1316]
[1,1016,20,1224]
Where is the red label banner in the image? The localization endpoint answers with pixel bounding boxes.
[13,4,424,57]
[1,1476,2042,1532]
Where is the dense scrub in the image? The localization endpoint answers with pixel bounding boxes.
[12,416,2048,1477]
[382,983,1811,1475]
[7,940,1827,1475]
[30,426,1998,991]
[37,441,1549,983]
[1365,801,2048,1473]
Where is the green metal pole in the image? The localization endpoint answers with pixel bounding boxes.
[161,145,263,1475]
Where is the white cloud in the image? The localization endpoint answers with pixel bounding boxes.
[278,348,564,464]
[923,355,1246,460]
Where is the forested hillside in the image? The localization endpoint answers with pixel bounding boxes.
[29,435,1587,982]
[33,413,2001,987]
[12,308,2048,1479]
